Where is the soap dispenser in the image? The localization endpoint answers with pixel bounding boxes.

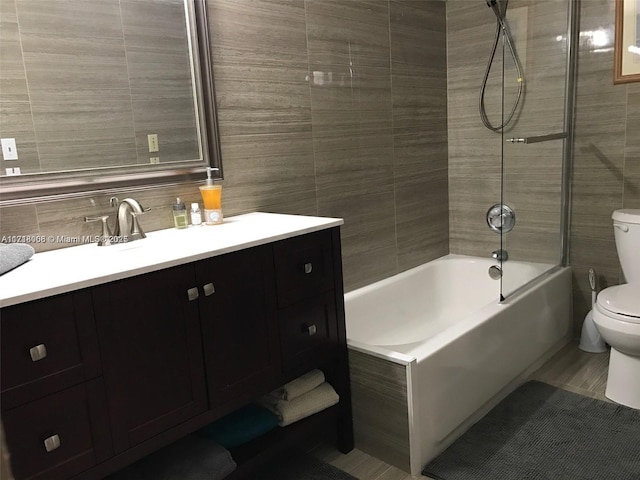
[199,167,223,225]
[172,197,188,229]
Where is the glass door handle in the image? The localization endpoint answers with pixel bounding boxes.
[506,132,567,144]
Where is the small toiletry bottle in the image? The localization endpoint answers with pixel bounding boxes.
[199,167,223,225]
[172,197,188,229]
[190,202,202,226]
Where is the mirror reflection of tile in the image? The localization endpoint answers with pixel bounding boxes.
[0,0,201,175]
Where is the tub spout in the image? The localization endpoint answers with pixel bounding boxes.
[492,249,508,261]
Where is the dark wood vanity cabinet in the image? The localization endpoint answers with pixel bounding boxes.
[273,229,341,374]
[0,291,112,480]
[0,227,353,480]
[196,244,281,412]
[91,263,208,453]
[2,381,112,480]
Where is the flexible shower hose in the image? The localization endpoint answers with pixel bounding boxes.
[479,0,525,132]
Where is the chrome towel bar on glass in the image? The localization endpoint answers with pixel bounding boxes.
[506,132,567,144]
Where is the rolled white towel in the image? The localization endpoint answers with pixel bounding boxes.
[268,369,325,401]
[257,382,339,427]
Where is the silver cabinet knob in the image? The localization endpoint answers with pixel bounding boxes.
[29,344,47,362]
[302,323,317,336]
[203,283,215,296]
[304,263,313,274]
[187,287,199,301]
[44,434,61,452]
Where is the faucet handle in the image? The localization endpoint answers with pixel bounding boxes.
[84,215,113,246]
[128,212,147,241]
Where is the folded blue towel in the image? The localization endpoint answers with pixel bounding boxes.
[199,404,279,448]
[0,243,34,275]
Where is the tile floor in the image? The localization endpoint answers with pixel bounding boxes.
[312,340,610,480]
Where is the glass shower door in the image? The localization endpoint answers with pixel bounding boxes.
[499,0,571,299]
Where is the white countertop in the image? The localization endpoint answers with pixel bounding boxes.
[0,212,343,308]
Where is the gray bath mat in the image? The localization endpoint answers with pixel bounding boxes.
[423,380,640,480]
[254,452,357,480]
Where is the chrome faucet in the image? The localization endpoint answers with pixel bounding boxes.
[84,197,149,246]
[492,249,509,262]
[113,198,148,242]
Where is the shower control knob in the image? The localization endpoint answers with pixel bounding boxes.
[486,204,516,234]
[489,215,502,228]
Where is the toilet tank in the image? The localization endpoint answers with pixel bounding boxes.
[612,209,640,284]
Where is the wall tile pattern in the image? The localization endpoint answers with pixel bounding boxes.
[0,0,198,174]
[447,0,568,273]
[391,0,449,273]
[447,0,638,331]
[0,0,449,293]
[570,0,639,333]
[446,0,502,261]
[3,0,635,329]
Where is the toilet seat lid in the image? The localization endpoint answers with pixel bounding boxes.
[597,285,640,320]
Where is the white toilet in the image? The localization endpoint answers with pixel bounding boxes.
[592,209,640,409]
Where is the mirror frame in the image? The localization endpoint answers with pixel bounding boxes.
[614,0,640,84]
[0,0,222,206]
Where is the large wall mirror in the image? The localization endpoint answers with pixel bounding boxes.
[0,0,221,205]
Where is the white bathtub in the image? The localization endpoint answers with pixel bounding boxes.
[345,254,572,475]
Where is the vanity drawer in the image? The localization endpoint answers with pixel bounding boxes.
[2,379,112,480]
[279,292,339,372]
[0,291,101,410]
[273,229,335,307]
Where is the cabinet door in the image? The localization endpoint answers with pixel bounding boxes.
[196,245,280,409]
[1,290,100,410]
[92,264,207,453]
[273,229,334,307]
[279,291,339,373]
[2,379,111,480]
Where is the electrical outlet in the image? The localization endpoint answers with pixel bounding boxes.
[150,157,160,164]
[147,134,159,152]
[5,167,21,175]
[1,138,18,160]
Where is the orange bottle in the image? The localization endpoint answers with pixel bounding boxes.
[199,167,223,225]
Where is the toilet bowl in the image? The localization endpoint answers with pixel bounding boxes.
[593,286,640,409]
[592,209,640,410]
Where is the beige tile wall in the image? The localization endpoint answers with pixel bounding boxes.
[447,0,568,268]
[571,0,640,333]
[2,0,636,327]
[446,0,639,333]
[0,0,449,293]
[0,0,198,174]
